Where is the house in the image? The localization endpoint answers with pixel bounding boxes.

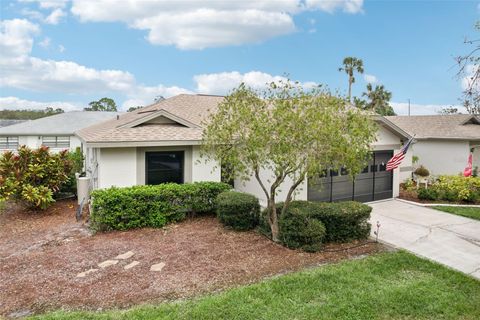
[76,94,411,205]
[0,111,122,152]
[386,114,480,180]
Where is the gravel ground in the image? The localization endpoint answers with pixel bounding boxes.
[0,199,385,317]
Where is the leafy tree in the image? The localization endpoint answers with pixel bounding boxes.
[0,107,64,120]
[339,57,364,102]
[360,83,396,116]
[0,146,73,209]
[456,21,480,114]
[438,106,461,114]
[201,81,377,241]
[84,97,117,112]
[127,106,143,112]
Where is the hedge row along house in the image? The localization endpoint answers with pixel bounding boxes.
[75,94,412,205]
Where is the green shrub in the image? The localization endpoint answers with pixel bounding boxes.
[417,187,439,201]
[90,182,231,231]
[57,147,85,196]
[261,200,371,250]
[0,146,72,209]
[279,206,326,252]
[432,176,480,203]
[216,191,260,231]
[309,201,372,242]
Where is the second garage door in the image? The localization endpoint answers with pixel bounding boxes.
[307,150,393,203]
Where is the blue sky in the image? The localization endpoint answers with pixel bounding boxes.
[0,0,478,114]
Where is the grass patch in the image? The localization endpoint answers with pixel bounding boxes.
[431,206,480,221]
[30,251,480,320]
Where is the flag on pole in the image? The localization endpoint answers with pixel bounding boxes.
[463,150,473,177]
[386,136,414,171]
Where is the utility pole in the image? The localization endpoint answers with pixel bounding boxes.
[408,99,411,116]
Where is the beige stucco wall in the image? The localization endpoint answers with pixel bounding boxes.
[235,124,403,205]
[409,140,472,176]
[191,145,221,182]
[98,148,137,189]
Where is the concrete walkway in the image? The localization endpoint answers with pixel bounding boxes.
[369,199,480,279]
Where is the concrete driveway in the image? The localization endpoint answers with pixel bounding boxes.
[369,200,480,279]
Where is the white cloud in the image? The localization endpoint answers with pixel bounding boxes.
[39,36,50,48]
[70,0,365,49]
[390,102,466,115]
[0,19,39,59]
[44,8,65,24]
[58,44,65,52]
[19,0,68,9]
[0,96,80,111]
[306,0,364,14]
[193,71,318,95]
[363,74,377,84]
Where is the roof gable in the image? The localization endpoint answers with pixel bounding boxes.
[461,115,480,125]
[119,109,201,129]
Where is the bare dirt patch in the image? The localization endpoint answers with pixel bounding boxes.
[0,199,385,317]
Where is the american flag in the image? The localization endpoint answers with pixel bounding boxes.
[386,137,414,171]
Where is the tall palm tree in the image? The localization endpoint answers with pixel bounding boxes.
[362,83,396,116]
[339,57,364,102]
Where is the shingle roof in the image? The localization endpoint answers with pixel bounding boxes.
[0,111,123,135]
[385,114,480,140]
[76,94,224,144]
[0,119,27,128]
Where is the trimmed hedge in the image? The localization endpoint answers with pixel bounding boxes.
[260,200,372,251]
[216,191,260,231]
[279,206,326,252]
[90,182,231,231]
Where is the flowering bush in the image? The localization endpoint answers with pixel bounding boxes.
[0,146,73,209]
[431,175,480,203]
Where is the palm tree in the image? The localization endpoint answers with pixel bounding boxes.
[339,57,364,102]
[362,83,396,116]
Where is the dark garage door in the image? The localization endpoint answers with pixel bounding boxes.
[308,151,393,203]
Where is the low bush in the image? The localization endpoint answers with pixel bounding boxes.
[417,187,439,201]
[90,182,231,231]
[216,191,260,231]
[261,200,372,251]
[429,176,480,203]
[279,206,326,252]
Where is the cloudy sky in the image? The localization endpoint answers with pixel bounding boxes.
[0,0,478,114]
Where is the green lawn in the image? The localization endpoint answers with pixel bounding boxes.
[432,206,480,221]
[30,251,480,320]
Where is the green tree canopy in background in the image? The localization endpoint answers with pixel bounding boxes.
[0,107,64,120]
[84,97,117,111]
[359,83,396,116]
[201,80,378,241]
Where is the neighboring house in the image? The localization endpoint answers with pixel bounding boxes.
[0,111,122,152]
[386,114,480,181]
[0,119,27,128]
[76,94,411,205]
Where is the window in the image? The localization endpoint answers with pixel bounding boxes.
[42,136,70,149]
[146,151,184,185]
[0,136,19,150]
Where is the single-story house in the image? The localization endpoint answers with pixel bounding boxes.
[0,111,122,152]
[386,114,480,181]
[76,94,412,205]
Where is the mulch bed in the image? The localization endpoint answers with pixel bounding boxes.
[0,199,386,317]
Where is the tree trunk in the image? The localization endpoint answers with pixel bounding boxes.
[268,198,280,242]
[348,77,353,102]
